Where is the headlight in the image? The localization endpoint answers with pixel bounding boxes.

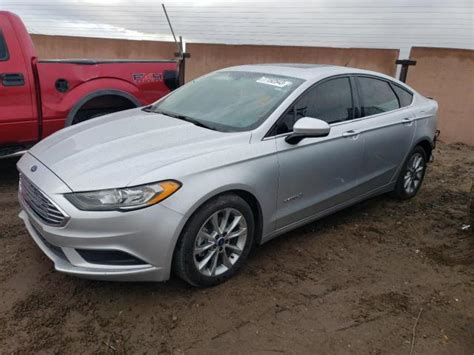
[64,180,181,211]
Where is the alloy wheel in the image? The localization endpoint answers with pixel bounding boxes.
[403,152,425,194]
[193,208,248,277]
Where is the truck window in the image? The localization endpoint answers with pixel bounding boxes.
[0,31,8,61]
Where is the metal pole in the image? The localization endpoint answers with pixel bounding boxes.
[395,59,417,83]
[179,36,185,85]
[162,3,183,57]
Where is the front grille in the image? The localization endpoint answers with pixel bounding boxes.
[19,174,68,227]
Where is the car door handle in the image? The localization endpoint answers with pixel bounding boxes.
[401,117,414,125]
[342,130,360,138]
[0,73,25,87]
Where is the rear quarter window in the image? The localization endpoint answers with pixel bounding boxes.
[392,84,413,107]
[0,31,8,61]
[357,77,400,116]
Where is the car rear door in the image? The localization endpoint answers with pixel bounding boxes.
[272,76,366,229]
[354,76,416,193]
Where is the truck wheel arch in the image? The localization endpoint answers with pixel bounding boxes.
[65,89,141,126]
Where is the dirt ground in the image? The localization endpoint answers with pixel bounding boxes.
[0,142,473,354]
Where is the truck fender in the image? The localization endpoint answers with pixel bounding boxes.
[65,89,141,126]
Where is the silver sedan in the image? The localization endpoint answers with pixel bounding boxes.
[17,64,438,286]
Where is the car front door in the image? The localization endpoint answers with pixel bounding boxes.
[354,76,417,192]
[272,76,366,230]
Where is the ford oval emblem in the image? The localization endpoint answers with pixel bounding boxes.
[30,165,37,172]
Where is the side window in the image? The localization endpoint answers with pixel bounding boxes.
[0,31,8,61]
[309,77,353,123]
[295,77,353,124]
[357,77,399,116]
[392,84,413,107]
[272,77,353,135]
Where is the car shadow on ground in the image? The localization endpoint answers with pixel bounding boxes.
[0,157,19,182]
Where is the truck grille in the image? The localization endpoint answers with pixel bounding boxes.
[19,174,68,227]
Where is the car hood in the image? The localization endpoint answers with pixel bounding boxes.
[29,108,251,191]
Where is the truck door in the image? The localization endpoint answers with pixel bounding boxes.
[0,16,37,149]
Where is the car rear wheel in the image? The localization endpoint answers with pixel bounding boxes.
[392,146,427,200]
[173,194,255,287]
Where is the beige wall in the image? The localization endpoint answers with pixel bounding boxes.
[407,47,474,145]
[31,34,176,60]
[185,43,399,80]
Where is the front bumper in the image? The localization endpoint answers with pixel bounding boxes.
[19,210,164,281]
[17,153,185,282]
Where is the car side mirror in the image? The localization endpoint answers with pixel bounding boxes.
[285,117,331,145]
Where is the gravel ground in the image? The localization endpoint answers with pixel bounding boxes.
[0,142,473,354]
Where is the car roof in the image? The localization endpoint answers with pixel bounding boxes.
[218,63,396,82]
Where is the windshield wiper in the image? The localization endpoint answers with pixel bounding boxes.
[174,115,217,131]
[146,107,217,131]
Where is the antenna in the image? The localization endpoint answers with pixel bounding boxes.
[162,3,183,59]
[161,3,189,86]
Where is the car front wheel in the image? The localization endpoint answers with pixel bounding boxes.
[173,194,255,287]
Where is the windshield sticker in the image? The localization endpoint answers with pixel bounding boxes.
[256,77,293,88]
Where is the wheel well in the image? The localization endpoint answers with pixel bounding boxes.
[416,140,433,160]
[229,190,264,245]
[71,94,138,125]
[181,189,264,246]
[170,189,264,275]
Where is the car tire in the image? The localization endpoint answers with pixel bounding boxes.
[392,146,427,200]
[173,194,255,287]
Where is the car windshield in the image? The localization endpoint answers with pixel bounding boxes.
[151,71,304,132]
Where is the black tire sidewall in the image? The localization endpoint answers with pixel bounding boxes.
[394,146,427,199]
[174,194,255,287]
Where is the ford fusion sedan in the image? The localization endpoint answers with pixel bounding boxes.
[17,64,438,287]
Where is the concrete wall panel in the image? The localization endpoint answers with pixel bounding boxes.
[185,43,399,81]
[408,47,474,145]
[31,34,175,60]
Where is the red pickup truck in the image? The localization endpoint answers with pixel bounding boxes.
[0,11,179,158]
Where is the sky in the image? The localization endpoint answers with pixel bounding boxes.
[2,0,473,58]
